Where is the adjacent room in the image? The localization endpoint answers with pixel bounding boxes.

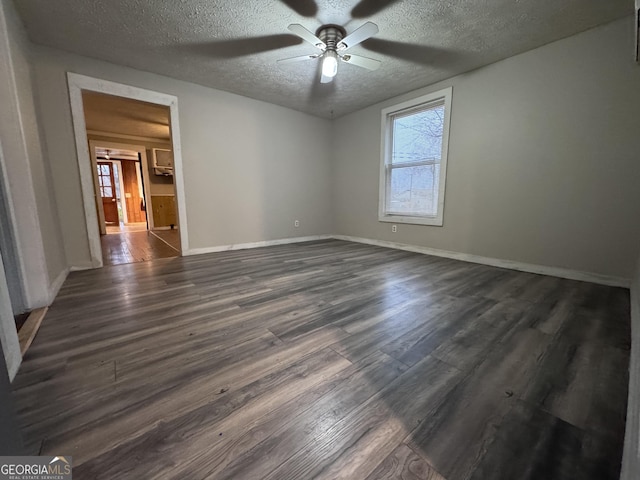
[0,0,639,479]
[81,91,181,265]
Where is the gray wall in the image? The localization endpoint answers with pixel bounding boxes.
[31,46,333,265]
[622,253,640,479]
[5,1,66,286]
[0,0,69,377]
[332,17,640,280]
[0,0,67,306]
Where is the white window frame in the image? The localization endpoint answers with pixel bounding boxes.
[378,87,453,226]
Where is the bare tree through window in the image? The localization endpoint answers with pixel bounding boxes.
[388,103,445,216]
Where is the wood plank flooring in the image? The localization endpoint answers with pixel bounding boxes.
[11,240,630,479]
[100,230,179,266]
[150,229,181,251]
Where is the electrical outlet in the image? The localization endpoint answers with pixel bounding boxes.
[294,220,300,227]
[391,225,397,233]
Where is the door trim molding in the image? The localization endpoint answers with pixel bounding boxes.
[67,73,188,268]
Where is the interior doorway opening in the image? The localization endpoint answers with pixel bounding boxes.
[68,73,189,269]
[74,83,185,266]
[90,142,181,266]
[88,140,181,265]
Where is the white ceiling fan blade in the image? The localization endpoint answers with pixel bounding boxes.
[341,53,381,71]
[337,21,379,51]
[277,54,319,65]
[288,24,326,50]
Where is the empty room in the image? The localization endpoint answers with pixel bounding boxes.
[0,0,639,479]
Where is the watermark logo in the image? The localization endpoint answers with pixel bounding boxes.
[0,456,72,479]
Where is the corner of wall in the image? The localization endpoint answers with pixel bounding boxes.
[0,0,68,309]
[621,252,640,480]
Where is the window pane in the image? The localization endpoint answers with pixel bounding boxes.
[102,175,111,187]
[101,165,110,175]
[102,186,112,198]
[112,165,121,198]
[391,104,444,164]
[387,165,439,216]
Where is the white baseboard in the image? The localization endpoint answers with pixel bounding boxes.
[71,233,630,288]
[331,235,630,288]
[48,268,69,303]
[152,226,177,231]
[185,235,332,256]
[70,264,95,272]
[621,278,640,480]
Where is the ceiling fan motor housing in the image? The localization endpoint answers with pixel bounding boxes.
[316,25,346,52]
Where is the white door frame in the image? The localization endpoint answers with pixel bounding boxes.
[67,73,188,268]
[89,140,156,232]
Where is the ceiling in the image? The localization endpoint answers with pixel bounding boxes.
[82,91,171,141]
[16,0,632,119]
[95,147,139,161]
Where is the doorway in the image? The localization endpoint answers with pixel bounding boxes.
[67,73,189,268]
[90,141,180,265]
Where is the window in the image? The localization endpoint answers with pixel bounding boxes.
[97,164,113,198]
[379,87,452,226]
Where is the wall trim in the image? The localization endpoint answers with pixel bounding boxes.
[185,235,332,256]
[331,235,630,288]
[47,268,69,303]
[69,264,94,272]
[184,233,629,287]
[621,271,640,480]
[67,73,189,268]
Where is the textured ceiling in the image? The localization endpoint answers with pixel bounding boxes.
[82,91,170,140]
[16,0,632,118]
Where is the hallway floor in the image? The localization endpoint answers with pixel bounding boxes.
[100,230,179,265]
[105,222,148,234]
[149,229,180,251]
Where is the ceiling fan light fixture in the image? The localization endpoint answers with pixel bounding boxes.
[282,22,379,84]
[322,50,338,78]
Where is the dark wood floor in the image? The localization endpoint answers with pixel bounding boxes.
[12,240,630,479]
[100,230,179,266]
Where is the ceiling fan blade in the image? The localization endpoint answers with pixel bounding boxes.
[337,22,379,51]
[340,53,381,71]
[361,38,468,67]
[320,73,334,84]
[179,35,302,58]
[277,54,319,65]
[278,0,318,17]
[288,24,326,50]
[351,0,400,18]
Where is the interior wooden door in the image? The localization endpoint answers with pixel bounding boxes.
[97,162,119,224]
[121,160,146,224]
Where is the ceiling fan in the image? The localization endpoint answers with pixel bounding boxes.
[278,22,381,83]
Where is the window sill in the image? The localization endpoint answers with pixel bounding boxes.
[378,214,443,226]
